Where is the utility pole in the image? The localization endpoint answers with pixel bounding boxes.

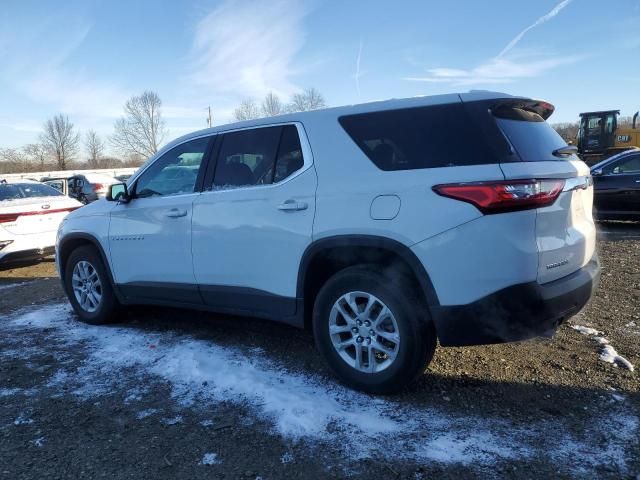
[206,106,213,128]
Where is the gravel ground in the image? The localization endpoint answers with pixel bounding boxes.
[0,224,638,479]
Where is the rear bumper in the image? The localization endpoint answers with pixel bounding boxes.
[0,246,56,268]
[432,255,601,347]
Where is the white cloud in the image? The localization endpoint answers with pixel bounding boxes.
[406,53,583,86]
[188,0,308,99]
[405,0,577,86]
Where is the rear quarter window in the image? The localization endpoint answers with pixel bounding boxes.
[339,103,498,171]
[493,107,568,162]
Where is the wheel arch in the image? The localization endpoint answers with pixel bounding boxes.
[58,233,118,297]
[297,235,440,330]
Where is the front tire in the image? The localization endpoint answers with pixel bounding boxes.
[64,246,120,325]
[313,265,436,394]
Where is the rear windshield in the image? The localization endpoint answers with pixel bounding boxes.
[339,103,498,170]
[493,106,569,161]
[0,183,64,201]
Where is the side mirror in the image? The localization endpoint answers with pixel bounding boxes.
[107,183,130,203]
[591,169,603,177]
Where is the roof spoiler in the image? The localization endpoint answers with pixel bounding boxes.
[491,98,555,120]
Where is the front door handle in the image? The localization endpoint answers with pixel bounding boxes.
[278,200,308,211]
[166,208,187,218]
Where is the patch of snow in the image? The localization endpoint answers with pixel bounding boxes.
[571,325,602,336]
[612,393,625,402]
[161,415,183,425]
[200,419,214,427]
[199,453,220,465]
[0,281,29,292]
[572,325,634,372]
[33,436,45,447]
[0,387,21,397]
[600,345,635,371]
[136,408,161,420]
[2,304,639,473]
[280,452,294,464]
[13,413,34,425]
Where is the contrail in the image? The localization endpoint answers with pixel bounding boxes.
[355,38,363,97]
[498,0,572,58]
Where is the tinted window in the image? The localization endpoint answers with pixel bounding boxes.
[610,155,640,174]
[274,125,304,183]
[135,136,210,198]
[213,126,281,188]
[495,107,568,162]
[0,183,64,201]
[339,103,496,170]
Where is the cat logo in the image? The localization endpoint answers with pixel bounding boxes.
[616,135,631,143]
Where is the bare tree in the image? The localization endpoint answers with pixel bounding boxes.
[85,130,105,168]
[552,122,579,144]
[111,91,167,159]
[233,99,260,121]
[288,87,326,112]
[261,92,284,117]
[40,114,80,170]
[23,143,49,170]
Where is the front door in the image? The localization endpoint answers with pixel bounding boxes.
[594,153,640,216]
[109,135,212,303]
[192,124,316,318]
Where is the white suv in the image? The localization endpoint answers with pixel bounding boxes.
[57,92,600,393]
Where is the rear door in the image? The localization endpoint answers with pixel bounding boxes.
[191,123,316,316]
[487,100,597,284]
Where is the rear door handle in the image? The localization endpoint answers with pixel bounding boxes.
[166,208,187,218]
[278,200,308,211]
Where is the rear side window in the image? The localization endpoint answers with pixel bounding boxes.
[494,106,568,162]
[338,103,496,170]
[212,124,305,188]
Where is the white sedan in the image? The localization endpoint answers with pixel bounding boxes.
[0,179,83,267]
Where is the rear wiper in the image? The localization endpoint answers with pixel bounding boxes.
[552,145,578,157]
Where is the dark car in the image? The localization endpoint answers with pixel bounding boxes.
[44,174,117,204]
[591,149,640,221]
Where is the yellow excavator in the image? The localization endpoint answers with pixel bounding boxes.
[577,109,639,165]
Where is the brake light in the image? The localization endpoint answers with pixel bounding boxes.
[0,213,20,223]
[93,183,106,192]
[0,207,80,224]
[433,179,565,214]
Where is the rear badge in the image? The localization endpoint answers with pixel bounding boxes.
[41,204,50,210]
[546,259,569,270]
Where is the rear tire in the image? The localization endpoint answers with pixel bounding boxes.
[313,265,436,394]
[64,246,120,325]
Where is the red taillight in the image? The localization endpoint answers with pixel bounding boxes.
[93,183,105,192]
[433,179,565,214]
[0,207,80,224]
[0,213,20,223]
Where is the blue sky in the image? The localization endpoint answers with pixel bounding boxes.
[1,0,639,153]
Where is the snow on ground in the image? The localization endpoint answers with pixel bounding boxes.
[0,281,29,292]
[2,304,639,474]
[572,324,635,371]
[199,453,221,465]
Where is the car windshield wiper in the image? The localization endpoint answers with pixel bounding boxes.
[552,145,578,157]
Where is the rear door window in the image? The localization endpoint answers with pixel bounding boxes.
[212,124,305,188]
[493,106,568,161]
[338,103,497,170]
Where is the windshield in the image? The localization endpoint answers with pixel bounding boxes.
[0,183,64,201]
